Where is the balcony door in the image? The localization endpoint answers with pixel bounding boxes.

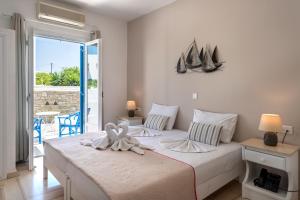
[27,24,102,170]
[84,39,102,132]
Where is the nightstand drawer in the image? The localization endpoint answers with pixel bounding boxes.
[244,149,286,170]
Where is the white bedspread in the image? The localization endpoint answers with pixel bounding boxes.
[44,128,243,200]
[133,129,242,183]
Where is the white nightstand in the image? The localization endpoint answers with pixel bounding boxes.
[117,116,143,126]
[241,138,299,200]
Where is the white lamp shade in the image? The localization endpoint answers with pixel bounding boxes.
[259,114,282,133]
[127,101,136,110]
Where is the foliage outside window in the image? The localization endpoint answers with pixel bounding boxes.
[88,79,97,88]
[36,66,97,88]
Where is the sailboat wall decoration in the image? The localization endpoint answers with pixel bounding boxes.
[176,53,187,74]
[186,40,202,69]
[176,40,225,74]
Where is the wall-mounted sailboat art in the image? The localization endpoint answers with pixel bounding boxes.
[176,40,224,74]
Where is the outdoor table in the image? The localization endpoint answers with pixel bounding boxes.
[35,111,61,134]
[35,111,60,122]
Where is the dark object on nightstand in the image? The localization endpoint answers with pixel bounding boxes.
[282,130,289,144]
[128,110,135,118]
[254,168,281,193]
[264,132,278,146]
[254,168,268,187]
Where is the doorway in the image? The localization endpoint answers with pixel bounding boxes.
[30,35,102,160]
[33,36,83,157]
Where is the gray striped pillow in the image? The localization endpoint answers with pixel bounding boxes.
[144,114,169,131]
[188,122,223,146]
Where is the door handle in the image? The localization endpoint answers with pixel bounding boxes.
[26,93,31,101]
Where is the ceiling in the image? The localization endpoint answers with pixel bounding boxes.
[58,0,177,21]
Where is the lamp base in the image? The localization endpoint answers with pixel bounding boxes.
[264,132,278,146]
[128,110,135,118]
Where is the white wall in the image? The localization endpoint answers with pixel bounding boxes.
[128,0,300,145]
[0,0,128,125]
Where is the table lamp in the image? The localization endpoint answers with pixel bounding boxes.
[259,114,282,146]
[127,101,136,117]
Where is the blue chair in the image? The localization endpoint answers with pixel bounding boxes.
[58,112,81,137]
[33,118,43,144]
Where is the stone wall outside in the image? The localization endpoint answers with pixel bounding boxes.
[34,86,80,119]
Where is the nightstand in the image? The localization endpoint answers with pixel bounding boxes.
[241,138,299,200]
[117,116,143,126]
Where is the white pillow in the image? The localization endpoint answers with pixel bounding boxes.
[193,109,238,143]
[149,103,179,130]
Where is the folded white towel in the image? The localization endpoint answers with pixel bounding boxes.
[80,123,153,155]
[160,139,217,153]
[80,139,93,146]
[80,135,109,149]
[128,127,162,137]
[91,136,110,150]
[111,135,153,155]
[105,123,120,144]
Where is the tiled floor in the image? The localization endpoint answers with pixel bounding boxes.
[0,158,63,200]
[204,181,242,200]
[0,157,242,200]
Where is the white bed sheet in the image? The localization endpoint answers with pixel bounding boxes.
[134,128,242,183]
[44,128,242,199]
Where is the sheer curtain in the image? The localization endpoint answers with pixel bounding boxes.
[11,13,28,162]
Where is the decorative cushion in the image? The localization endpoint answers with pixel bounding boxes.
[144,114,169,131]
[193,109,238,143]
[188,122,223,146]
[148,103,179,130]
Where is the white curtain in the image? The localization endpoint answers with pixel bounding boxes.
[11,13,28,162]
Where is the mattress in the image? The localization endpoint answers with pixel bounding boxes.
[44,129,242,199]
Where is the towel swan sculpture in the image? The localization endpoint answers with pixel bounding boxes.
[81,123,152,155]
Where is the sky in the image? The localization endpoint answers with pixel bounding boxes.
[35,36,83,73]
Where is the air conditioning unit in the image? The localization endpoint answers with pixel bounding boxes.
[38,1,85,28]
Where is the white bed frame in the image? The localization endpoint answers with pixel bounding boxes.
[44,157,71,200]
[43,154,244,200]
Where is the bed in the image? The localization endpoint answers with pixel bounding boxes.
[43,129,243,200]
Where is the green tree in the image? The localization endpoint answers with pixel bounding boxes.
[36,67,81,86]
[36,72,52,85]
[60,67,80,86]
[50,72,63,86]
[48,67,80,86]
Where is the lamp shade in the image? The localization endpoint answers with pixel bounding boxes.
[127,101,136,110]
[258,114,282,133]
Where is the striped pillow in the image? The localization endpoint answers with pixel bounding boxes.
[188,122,223,146]
[144,114,169,131]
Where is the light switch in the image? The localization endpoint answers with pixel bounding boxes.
[192,93,198,100]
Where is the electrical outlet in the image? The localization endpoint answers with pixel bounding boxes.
[282,125,293,135]
[192,93,198,100]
